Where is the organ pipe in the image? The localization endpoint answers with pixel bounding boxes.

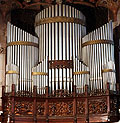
[35,4,86,94]
[82,21,116,91]
[6,4,116,95]
[6,22,39,94]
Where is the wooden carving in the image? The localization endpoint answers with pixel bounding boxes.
[3,98,11,116]
[89,90,106,96]
[110,97,118,115]
[51,89,72,97]
[37,102,44,116]
[16,90,32,97]
[49,60,73,69]
[77,100,85,115]
[89,98,107,114]
[15,101,33,116]
[49,101,73,116]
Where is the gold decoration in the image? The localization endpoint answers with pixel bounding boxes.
[7,41,38,48]
[73,71,90,75]
[32,72,48,76]
[6,70,19,74]
[35,16,85,26]
[102,69,116,73]
[82,40,114,48]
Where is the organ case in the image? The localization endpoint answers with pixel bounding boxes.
[1,4,119,123]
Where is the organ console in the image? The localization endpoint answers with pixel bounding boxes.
[2,3,119,123]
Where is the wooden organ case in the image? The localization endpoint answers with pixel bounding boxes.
[1,3,119,123]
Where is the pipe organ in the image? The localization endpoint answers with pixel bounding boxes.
[6,4,116,95]
[2,3,119,123]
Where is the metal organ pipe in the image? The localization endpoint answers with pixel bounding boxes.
[6,4,116,96]
[6,22,39,94]
[82,21,116,91]
[35,4,86,94]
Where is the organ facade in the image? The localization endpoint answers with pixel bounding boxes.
[1,3,120,123]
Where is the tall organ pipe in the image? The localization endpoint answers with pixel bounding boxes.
[35,4,86,94]
[6,22,39,94]
[82,21,116,91]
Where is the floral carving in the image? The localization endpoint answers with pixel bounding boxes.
[77,100,85,115]
[49,101,73,116]
[37,102,44,116]
[89,98,107,114]
[15,101,33,116]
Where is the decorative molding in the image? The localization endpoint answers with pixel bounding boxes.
[82,40,114,48]
[35,16,85,26]
[32,72,48,76]
[6,70,19,74]
[73,71,90,75]
[7,41,38,48]
[102,69,116,73]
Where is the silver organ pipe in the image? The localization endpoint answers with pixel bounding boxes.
[6,4,116,95]
[82,21,116,91]
[6,22,39,94]
[35,4,86,94]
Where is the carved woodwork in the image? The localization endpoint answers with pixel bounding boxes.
[89,98,107,114]
[2,85,120,122]
[3,98,11,116]
[16,91,32,97]
[48,101,73,116]
[49,60,73,69]
[51,89,72,97]
[110,97,118,115]
[77,100,85,115]
[15,101,33,116]
[37,102,45,116]
[89,89,106,96]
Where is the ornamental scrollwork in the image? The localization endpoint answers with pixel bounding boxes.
[49,101,73,116]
